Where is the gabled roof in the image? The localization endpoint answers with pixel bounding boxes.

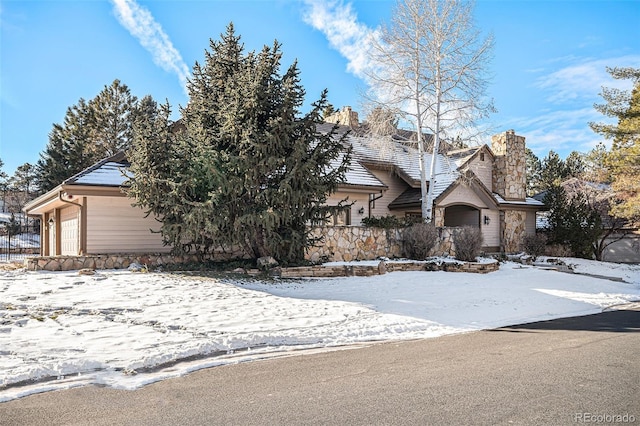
[436,171,499,209]
[494,194,545,208]
[330,153,386,190]
[387,188,421,210]
[388,171,499,211]
[347,134,482,200]
[63,151,130,187]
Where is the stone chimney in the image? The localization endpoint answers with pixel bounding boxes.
[324,106,359,128]
[491,130,526,201]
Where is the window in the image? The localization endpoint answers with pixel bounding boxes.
[310,207,351,226]
[333,207,351,225]
[480,152,485,161]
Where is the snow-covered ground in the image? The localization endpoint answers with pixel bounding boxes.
[1,258,639,402]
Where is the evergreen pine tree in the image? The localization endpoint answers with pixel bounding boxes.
[590,67,640,221]
[539,150,568,190]
[583,142,611,183]
[88,79,138,158]
[35,82,149,194]
[35,99,95,193]
[126,98,185,249]
[128,24,351,263]
[544,185,603,259]
[565,151,586,178]
[10,163,37,196]
[525,148,542,195]
[0,159,8,212]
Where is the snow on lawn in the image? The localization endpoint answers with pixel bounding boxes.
[1,259,639,402]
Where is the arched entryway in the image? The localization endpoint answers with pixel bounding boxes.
[443,205,480,227]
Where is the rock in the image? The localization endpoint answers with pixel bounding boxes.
[377,260,387,275]
[78,268,96,276]
[128,262,146,272]
[257,256,279,270]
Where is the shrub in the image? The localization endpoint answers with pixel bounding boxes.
[361,215,421,229]
[545,243,573,257]
[403,223,438,259]
[453,226,484,262]
[361,215,404,229]
[543,185,602,259]
[522,233,547,260]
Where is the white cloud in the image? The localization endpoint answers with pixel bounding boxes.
[504,107,609,157]
[111,0,190,93]
[510,54,640,156]
[301,0,379,80]
[533,55,639,105]
[300,2,638,159]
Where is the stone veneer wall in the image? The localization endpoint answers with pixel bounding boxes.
[502,210,526,253]
[306,226,404,262]
[492,130,526,201]
[26,226,468,271]
[28,253,206,272]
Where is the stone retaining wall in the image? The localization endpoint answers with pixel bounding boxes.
[305,226,404,262]
[273,259,499,278]
[27,253,205,272]
[25,226,472,272]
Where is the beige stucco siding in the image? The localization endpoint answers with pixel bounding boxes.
[467,154,493,189]
[85,196,170,253]
[526,211,537,235]
[481,208,500,248]
[368,169,408,218]
[327,191,373,226]
[439,184,486,208]
[60,205,80,255]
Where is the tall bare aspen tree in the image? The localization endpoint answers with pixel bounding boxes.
[365,0,494,221]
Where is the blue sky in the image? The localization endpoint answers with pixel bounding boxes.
[1,0,638,176]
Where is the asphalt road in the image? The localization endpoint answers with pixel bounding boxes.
[2,307,639,426]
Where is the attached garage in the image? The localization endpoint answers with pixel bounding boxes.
[24,152,170,257]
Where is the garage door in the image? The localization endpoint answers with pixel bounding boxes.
[60,206,79,255]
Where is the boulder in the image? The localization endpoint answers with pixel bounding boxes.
[257,256,279,270]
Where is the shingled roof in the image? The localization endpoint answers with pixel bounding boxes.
[63,151,131,187]
[44,123,475,196]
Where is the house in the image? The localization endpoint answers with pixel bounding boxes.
[322,110,543,253]
[24,119,543,258]
[23,152,168,256]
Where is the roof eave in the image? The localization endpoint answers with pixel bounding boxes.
[23,186,63,215]
[337,183,388,193]
[62,183,127,197]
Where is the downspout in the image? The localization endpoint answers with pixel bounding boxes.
[58,191,86,255]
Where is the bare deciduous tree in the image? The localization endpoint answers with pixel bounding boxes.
[364,0,495,221]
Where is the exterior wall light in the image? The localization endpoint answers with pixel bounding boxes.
[483,215,490,225]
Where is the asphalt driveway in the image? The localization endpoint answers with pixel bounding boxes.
[1,306,638,425]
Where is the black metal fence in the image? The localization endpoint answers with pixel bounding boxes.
[0,218,40,262]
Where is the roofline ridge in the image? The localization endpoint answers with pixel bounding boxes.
[63,150,128,185]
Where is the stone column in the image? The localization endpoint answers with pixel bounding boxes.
[491,130,526,201]
[502,210,526,253]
